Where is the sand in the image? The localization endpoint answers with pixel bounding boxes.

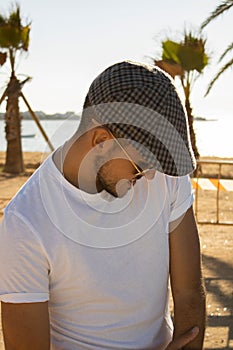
[0,151,232,349]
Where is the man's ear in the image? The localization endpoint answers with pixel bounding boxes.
[91,127,113,149]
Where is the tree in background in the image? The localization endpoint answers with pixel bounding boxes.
[0,4,30,173]
[153,30,209,160]
[0,52,6,66]
[201,0,233,95]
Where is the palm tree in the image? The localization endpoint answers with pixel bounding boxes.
[0,4,30,173]
[0,52,6,66]
[154,30,209,160]
[201,0,233,95]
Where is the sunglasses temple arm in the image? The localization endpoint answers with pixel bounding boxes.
[108,131,142,173]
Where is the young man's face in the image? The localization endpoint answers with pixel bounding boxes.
[76,127,155,197]
[94,139,153,197]
[96,158,140,197]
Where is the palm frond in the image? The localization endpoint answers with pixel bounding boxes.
[0,4,30,52]
[201,0,233,29]
[219,42,233,62]
[8,5,21,28]
[205,57,233,95]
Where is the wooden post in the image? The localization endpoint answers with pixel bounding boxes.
[20,92,54,152]
[0,87,8,107]
[216,164,221,224]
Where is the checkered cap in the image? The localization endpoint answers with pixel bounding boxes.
[85,60,196,176]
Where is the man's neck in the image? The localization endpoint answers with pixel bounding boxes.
[53,135,96,193]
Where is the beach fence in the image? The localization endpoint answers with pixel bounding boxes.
[192,159,233,225]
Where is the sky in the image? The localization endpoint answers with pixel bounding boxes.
[0,0,232,120]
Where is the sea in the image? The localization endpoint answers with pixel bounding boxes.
[0,116,232,158]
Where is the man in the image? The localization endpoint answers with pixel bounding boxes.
[0,61,205,349]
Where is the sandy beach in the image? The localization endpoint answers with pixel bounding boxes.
[0,151,232,349]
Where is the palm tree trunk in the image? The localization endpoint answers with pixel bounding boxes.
[185,99,200,160]
[181,76,200,161]
[4,74,24,173]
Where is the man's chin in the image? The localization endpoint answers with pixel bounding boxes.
[97,177,132,198]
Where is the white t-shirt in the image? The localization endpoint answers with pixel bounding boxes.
[0,153,194,350]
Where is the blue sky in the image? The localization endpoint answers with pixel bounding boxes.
[0,0,232,119]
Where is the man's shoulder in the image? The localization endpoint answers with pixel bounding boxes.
[156,171,180,191]
[1,154,63,245]
[162,173,190,188]
[157,172,192,203]
[5,155,53,217]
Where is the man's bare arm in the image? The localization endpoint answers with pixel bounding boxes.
[1,301,50,350]
[169,207,206,349]
[165,327,199,350]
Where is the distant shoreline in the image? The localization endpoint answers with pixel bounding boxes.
[0,113,217,122]
[0,111,81,121]
[194,116,218,122]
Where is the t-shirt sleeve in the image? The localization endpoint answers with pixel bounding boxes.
[169,175,194,223]
[0,210,50,303]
